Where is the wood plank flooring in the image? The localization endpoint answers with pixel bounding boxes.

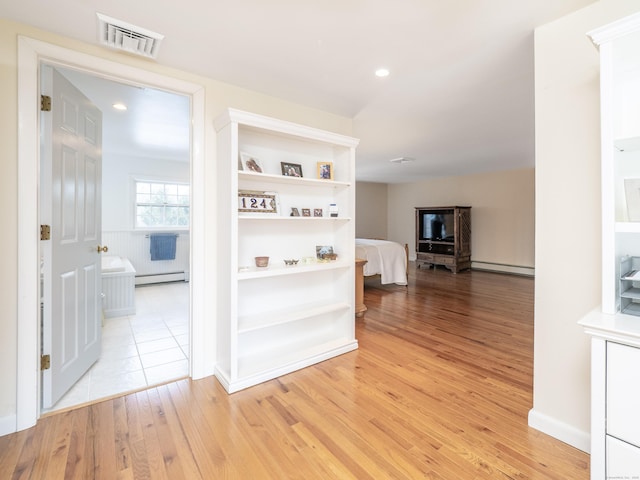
[0,265,590,479]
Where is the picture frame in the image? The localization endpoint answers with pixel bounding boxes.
[313,208,323,217]
[281,162,303,177]
[625,178,640,221]
[290,207,300,217]
[316,245,335,260]
[238,190,279,215]
[301,208,311,217]
[317,161,333,180]
[240,152,263,173]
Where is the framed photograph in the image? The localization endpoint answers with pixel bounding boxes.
[313,208,323,217]
[281,162,303,177]
[290,207,300,217]
[317,161,333,180]
[316,245,334,260]
[240,152,263,173]
[238,190,278,215]
[625,178,640,221]
[301,208,311,217]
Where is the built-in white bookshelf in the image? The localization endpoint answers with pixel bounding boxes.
[214,108,359,393]
[579,13,640,479]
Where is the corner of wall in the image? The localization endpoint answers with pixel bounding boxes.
[0,414,17,437]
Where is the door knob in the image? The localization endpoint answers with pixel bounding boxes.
[97,245,109,253]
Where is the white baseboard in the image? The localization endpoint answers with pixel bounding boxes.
[471,261,534,276]
[528,408,590,453]
[0,414,16,437]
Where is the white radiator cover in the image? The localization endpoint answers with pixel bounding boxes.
[102,257,136,318]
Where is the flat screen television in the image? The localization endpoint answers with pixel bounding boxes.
[419,211,455,242]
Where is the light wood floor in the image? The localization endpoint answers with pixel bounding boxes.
[0,265,589,479]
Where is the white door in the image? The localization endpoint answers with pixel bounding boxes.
[40,66,103,408]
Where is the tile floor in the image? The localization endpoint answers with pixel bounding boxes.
[44,281,190,413]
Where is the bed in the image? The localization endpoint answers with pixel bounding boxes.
[355,238,408,286]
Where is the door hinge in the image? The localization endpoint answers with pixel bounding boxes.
[41,354,51,371]
[40,224,51,241]
[40,95,51,112]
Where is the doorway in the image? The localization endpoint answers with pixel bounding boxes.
[16,36,210,431]
[40,66,192,412]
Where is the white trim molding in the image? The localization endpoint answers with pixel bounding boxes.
[588,11,640,47]
[528,408,591,453]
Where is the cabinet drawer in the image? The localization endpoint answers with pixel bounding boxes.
[607,435,640,478]
[417,253,435,262]
[417,253,454,265]
[607,342,640,448]
[439,256,455,266]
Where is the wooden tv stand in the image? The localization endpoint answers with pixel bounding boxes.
[415,206,471,274]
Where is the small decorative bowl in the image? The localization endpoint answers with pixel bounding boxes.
[284,259,299,266]
[323,253,338,261]
[255,256,269,267]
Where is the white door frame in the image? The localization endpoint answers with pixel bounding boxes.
[17,36,210,431]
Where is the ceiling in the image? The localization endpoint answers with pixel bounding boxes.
[1,0,597,183]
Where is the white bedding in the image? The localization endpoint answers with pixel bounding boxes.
[355,238,407,285]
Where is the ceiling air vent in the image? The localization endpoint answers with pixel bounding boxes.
[96,13,164,59]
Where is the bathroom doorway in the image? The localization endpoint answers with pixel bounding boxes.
[40,65,192,413]
[17,37,208,430]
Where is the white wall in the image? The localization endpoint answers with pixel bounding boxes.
[103,154,189,231]
[0,17,353,434]
[355,182,388,239]
[386,169,535,274]
[531,0,640,451]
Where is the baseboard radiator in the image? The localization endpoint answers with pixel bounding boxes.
[135,271,189,286]
[408,254,534,277]
[471,261,534,277]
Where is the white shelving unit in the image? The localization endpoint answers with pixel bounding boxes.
[214,108,359,393]
[579,13,640,479]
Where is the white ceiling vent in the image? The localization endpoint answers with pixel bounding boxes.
[96,13,164,59]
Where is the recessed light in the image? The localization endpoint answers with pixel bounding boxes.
[375,68,390,77]
[112,103,127,111]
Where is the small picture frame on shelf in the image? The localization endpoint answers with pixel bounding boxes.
[240,152,263,173]
[290,207,300,217]
[316,245,337,261]
[317,161,333,180]
[301,208,311,217]
[313,208,323,217]
[281,162,303,177]
[625,178,640,221]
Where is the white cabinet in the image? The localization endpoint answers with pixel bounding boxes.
[580,316,640,479]
[214,108,359,393]
[607,436,640,479]
[607,342,640,448]
[607,342,640,478]
[580,12,640,479]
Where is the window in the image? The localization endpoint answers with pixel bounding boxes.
[135,180,189,228]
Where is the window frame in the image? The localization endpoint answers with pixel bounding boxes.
[133,178,190,231]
